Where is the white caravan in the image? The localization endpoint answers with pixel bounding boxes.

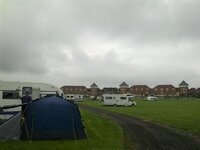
[64,94,84,101]
[0,81,63,111]
[102,94,136,106]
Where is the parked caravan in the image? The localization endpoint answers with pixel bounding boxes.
[102,94,136,106]
[0,81,63,111]
[64,94,84,102]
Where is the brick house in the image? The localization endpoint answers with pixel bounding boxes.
[153,85,176,97]
[61,86,88,95]
[119,82,129,94]
[129,85,151,97]
[188,88,196,97]
[89,83,100,96]
[60,85,88,99]
[61,80,193,98]
[102,87,119,94]
[196,88,200,97]
[175,88,180,96]
[179,80,189,96]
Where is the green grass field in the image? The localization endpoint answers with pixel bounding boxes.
[81,99,200,134]
[1,98,199,149]
[0,110,124,150]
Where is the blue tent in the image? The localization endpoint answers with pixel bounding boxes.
[21,96,86,140]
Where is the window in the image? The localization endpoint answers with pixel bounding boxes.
[22,87,32,95]
[105,97,112,99]
[3,91,19,99]
[45,94,56,97]
[120,97,127,100]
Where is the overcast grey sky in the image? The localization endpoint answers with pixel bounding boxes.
[0,0,200,88]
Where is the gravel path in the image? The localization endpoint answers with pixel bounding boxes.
[79,104,200,150]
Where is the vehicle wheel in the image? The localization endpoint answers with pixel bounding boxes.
[114,104,117,107]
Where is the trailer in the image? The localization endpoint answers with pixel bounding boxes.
[0,81,63,111]
[102,94,136,106]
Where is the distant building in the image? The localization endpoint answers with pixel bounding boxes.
[188,88,196,97]
[61,80,194,98]
[153,85,176,97]
[60,85,88,99]
[61,86,88,94]
[175,88,180,96]
[102,87,119,94]
[129,85,151,97]
[119,82,129,94]
[196,88,200,98]
[179,80,189,96]
[89,83,100,96]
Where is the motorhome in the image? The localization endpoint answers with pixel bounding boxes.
[102,94,136,106]
[146,96,158,101]
[0,81,63,111]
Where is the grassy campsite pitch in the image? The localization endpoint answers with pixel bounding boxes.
[81,99,200,134]
[0,110,124,150]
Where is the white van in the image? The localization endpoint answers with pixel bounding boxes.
[102,94,136,106]
[0,81,63,111]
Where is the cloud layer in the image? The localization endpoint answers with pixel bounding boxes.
[1,0,200,88]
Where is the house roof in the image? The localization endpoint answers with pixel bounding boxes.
[61,85,86,89]
[189,88,196,92]
[154,85,175,89]
[119,82,129,87]
[179,80,189,86]
[90,83,98,88]
[60,86,87,94]
[102,87,119,94]
[130,85,150,89]
[103,87,118,90]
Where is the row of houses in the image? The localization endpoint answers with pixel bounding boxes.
[61,80,200,99]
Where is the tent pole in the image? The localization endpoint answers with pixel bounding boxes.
[71,110,77,140]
